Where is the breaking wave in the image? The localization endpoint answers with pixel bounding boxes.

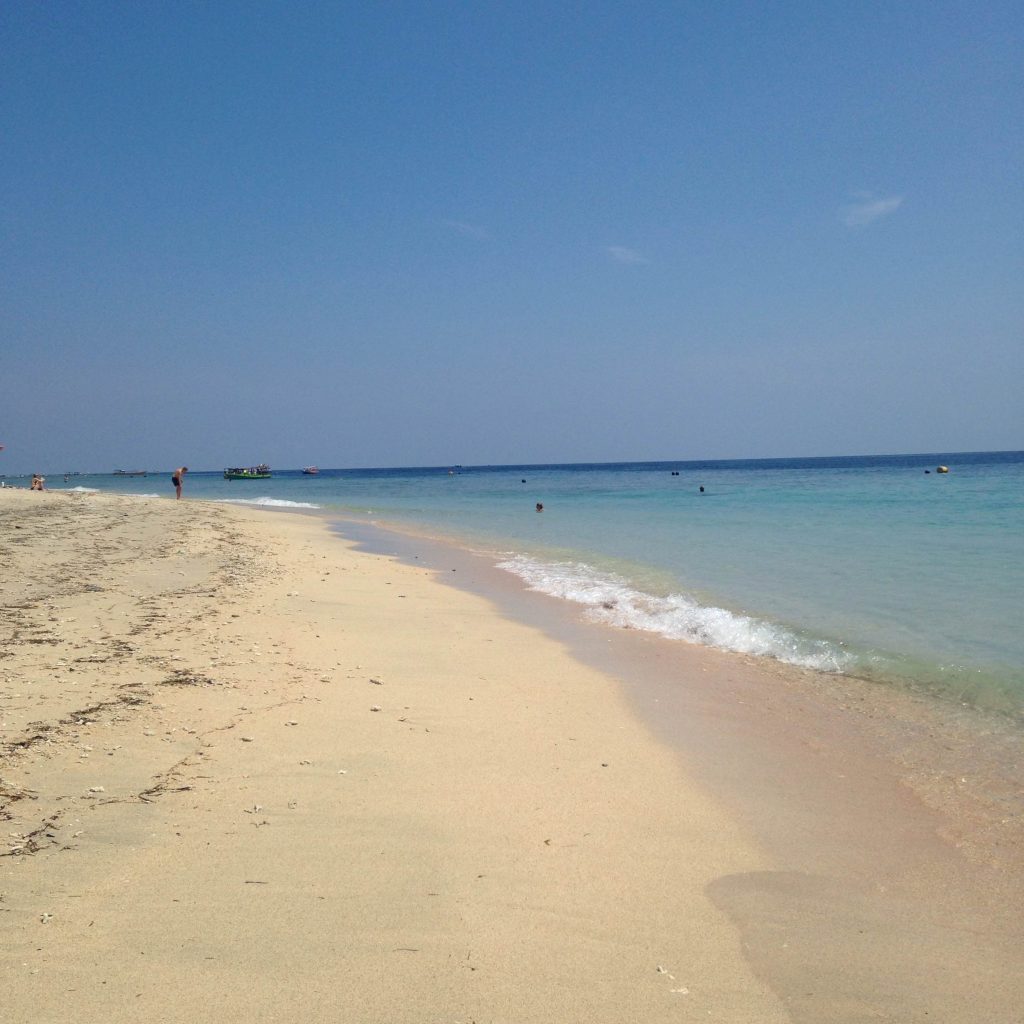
[216,496,321,509]
[496,554,853,674]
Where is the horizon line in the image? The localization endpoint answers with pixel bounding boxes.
[6,448,1021,477]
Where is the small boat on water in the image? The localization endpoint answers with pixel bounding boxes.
[302,466,319,475]
[224,464,272,480]
[114,470,147,477]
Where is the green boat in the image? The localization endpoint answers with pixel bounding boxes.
[224,464,272,480]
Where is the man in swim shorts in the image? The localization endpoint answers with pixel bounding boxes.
[172,466,188,500]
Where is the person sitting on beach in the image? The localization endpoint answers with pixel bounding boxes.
[171,466,188,500]
[30,474,45,491]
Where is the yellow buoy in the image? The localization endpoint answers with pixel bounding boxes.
[936,465,949,473]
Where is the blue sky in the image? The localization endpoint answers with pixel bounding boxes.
[2,1,1021,473]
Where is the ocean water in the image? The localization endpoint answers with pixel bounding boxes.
[39,451,1024,717]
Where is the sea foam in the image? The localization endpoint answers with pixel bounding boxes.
[216,496,321,509]
[496,554,852,674]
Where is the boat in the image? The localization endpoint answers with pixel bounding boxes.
[114,470,147,477]
[302,466,319,475]
[224,464,272,480]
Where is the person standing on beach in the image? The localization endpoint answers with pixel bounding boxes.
[171,466,188,500]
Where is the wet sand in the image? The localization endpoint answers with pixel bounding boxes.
[2,489,1022,1022]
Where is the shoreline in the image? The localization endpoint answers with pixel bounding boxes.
[336,514,1024,873]
[14,455,1024,719]
[336,508,1024,722]
[3,490,1022,1021]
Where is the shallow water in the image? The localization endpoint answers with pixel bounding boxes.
[40,451,1024,715]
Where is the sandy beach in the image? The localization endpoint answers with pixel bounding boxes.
[2,489,1022,1023]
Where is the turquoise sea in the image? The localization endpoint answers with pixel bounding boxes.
[41,451,1024,718]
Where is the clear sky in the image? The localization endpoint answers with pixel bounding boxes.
[2,1,1021,473]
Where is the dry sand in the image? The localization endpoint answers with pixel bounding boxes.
[2,489,1021,1023]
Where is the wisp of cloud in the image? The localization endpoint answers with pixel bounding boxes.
[842,194,903,228]
[442,219,490,240]
[605,245,650,264]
